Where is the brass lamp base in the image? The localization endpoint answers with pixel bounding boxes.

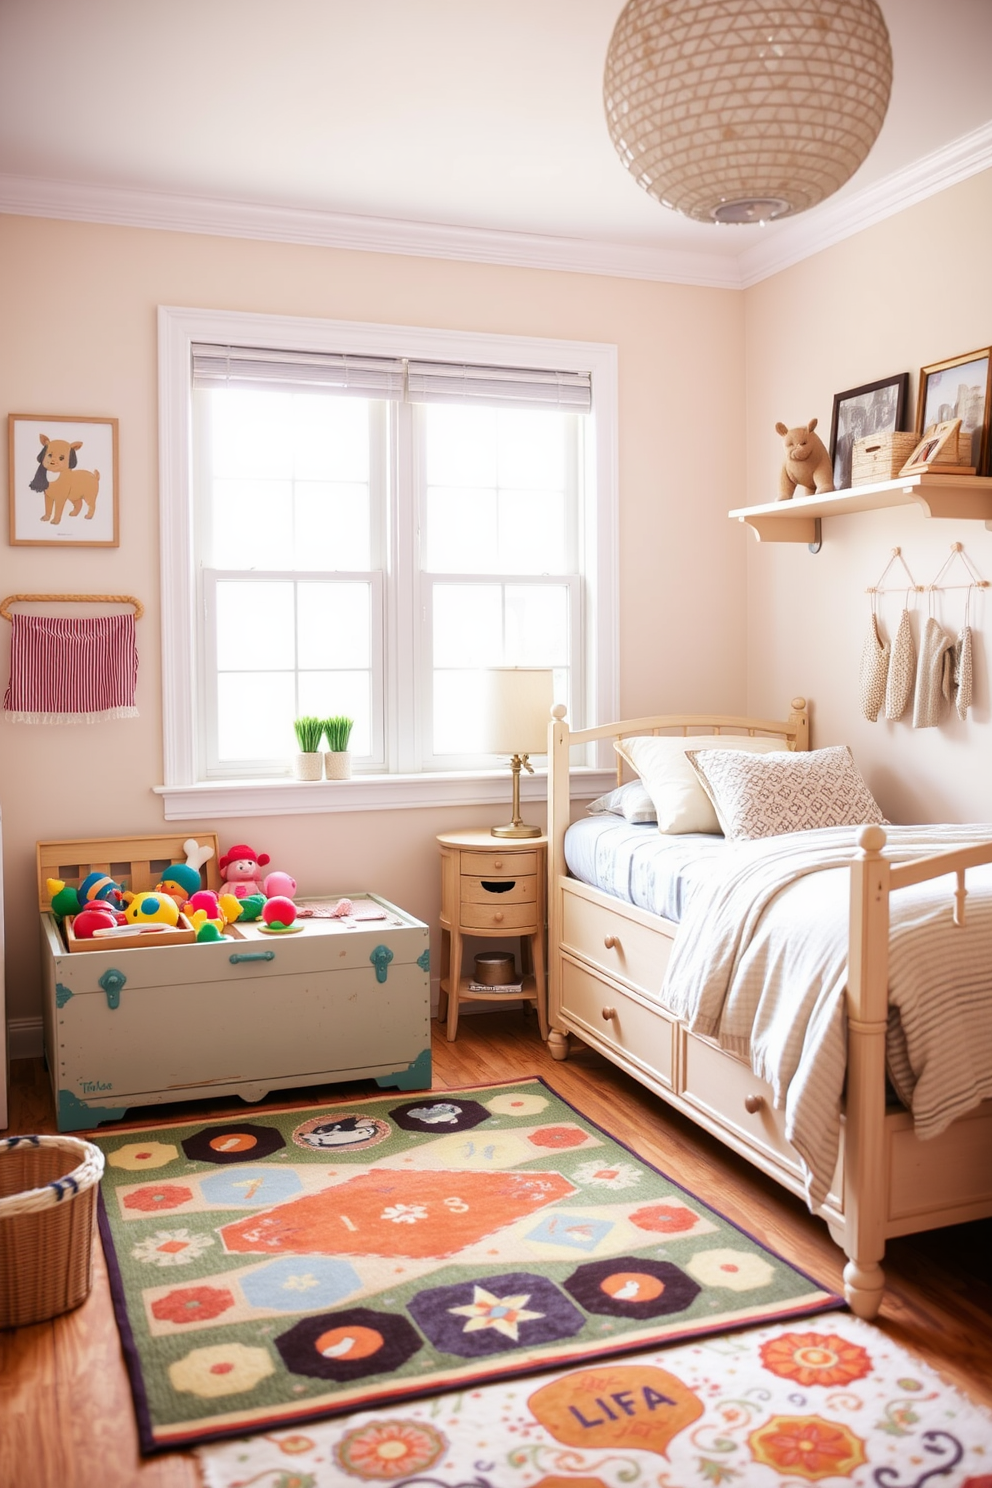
[492,752,542,838]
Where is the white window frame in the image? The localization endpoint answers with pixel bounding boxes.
[156,304,618,820]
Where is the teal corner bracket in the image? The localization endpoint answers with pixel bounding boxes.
[57,1088,126,1133]
[417,948,430,973]
[375,1047,432,1091]
[370,944,394,983]
[55,983,74,1008]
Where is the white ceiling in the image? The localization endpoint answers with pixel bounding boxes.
[2,0,991,286]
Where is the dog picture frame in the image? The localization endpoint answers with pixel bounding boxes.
[916,348,992,476]
[8,413,119,547]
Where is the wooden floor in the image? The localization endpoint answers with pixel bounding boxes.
[3,1011,991,1488]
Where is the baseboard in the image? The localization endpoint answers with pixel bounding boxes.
[8,1016,44,1061]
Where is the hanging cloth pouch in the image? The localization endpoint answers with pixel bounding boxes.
[859,597,889,722]
[884,607,916,721]
[913,613,954,729]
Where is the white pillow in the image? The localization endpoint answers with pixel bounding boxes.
[614,734,787,835]
[587,781,657,824]
[684,744,886,841]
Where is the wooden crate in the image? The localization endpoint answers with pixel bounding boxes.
[38,833,221,952]
[37,832,221,914]
[64,911,197,953]
[852,429,973,485]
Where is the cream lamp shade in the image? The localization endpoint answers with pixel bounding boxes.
[482,668,555,757]
[603,0,892,225]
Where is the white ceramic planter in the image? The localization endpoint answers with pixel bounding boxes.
[293,752,323,781]
[324,750,352,780]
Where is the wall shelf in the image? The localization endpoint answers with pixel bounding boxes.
[729,473,992,544]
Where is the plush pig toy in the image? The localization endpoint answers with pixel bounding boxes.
[217,844,270,900]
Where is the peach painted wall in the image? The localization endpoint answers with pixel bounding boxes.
[744,168,992,824]
[0,213,747,1046]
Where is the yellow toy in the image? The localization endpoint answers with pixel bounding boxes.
[124,891,180,927]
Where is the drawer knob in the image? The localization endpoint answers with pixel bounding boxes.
[601,1005,617,1021]
[493,911,504,922]
[604,935,619,950]
[744,1093,764,1114]
[493,859,503,869]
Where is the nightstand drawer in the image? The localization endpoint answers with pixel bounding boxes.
[461,850,540,878]
[461,902,540,930]
[461,874,538,906]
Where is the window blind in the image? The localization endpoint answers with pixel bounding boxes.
[191,344,406,400]
[192,344,592,413]
[406,359,592,413]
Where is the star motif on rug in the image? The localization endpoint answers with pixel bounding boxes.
[448,1285,544,1340]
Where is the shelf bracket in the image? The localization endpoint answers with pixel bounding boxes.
[808,518,822,555]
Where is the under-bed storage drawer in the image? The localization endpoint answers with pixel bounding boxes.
[561,889,674,997]
[560,956,675,1088]
[681,1033,801,1178]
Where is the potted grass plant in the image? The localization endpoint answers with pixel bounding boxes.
[293,715,325,780]
[323,715,354,779]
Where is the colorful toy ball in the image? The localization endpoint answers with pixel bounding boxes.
[186,889,221,918]
[262,871,297,899]
[261,896,297,930]
[125,892,180,926]
[79,871,125,907]
[71,906,121,939]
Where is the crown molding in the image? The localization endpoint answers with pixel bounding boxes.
[0,172,741,289]
[737,120,992,287]
[1,119,990,291]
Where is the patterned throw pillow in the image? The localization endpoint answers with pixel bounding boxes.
[614,734,787,834]
[586,781,658,824]
[684,745,886,841]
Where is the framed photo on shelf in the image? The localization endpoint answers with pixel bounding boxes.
[917,348,992,476]
[8,413,119,547]
[899,419,963,476]
[828,372,910,492]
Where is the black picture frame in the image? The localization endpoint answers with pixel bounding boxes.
[828,373,910,492]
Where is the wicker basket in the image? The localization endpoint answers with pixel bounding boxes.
[0,1134,105,1327]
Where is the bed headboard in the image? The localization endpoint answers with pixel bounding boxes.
[546,698,809,896]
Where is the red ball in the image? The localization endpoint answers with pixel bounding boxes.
[72,907,120,939]
[261,896,297,927]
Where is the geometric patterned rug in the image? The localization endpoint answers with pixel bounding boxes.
[93,1078,840,1454]
[196,1310,992,1487]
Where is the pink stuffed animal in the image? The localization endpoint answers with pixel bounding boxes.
[263,871,297,899]
[218,843,270,900]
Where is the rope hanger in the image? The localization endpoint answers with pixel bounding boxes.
[866,548,922,598]
[0,593,144,622]
[925,543,989,595]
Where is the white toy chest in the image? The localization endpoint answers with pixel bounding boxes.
[38,835,431,1133]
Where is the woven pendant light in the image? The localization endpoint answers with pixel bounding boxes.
[604,0,892,224]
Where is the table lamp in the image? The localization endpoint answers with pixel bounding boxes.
[482,667,554,839]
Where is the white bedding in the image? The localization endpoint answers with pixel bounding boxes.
[661,824,992,1207]
[564,816,726,922]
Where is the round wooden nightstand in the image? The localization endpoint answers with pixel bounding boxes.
[436,829,548,1042]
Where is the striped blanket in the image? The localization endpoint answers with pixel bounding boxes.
[662,824,992,1206]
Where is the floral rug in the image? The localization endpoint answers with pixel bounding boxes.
[196,1311,992,1488]
[94,1078,838,1453]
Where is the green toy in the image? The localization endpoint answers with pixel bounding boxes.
[235,894,266,921]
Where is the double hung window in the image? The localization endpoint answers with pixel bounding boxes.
[159,308,617,813]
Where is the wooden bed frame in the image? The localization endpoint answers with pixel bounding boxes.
[547,698,992,1318]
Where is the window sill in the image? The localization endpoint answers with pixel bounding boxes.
[154,767,616,821]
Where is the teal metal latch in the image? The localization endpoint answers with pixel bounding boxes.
[98,968,127,1010]
[370,944,394,983]
[229,951,276,964]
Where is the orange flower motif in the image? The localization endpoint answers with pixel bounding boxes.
[749,1414,866,1481]
[333,1419,446,1480]
[528,1126,587,1149]
[760,1330,872,1388]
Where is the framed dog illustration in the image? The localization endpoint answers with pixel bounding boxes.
[8,414,119,546]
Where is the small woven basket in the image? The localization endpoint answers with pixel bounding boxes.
[0,1134,105,1328]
